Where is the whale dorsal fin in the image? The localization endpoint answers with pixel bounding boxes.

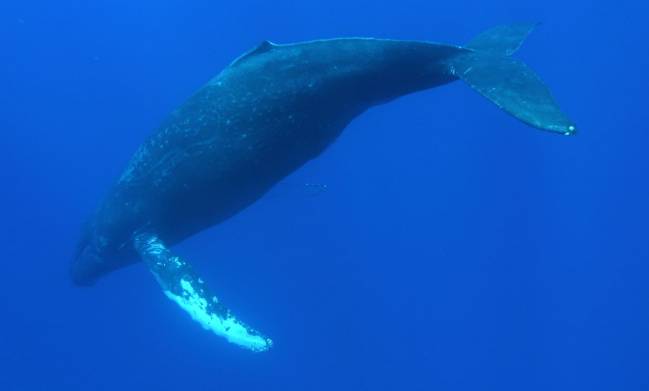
[253,40,276,53]
[229,40,277,67]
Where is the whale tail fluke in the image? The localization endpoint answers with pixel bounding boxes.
[449,23,576,135]
[133,232,273,352]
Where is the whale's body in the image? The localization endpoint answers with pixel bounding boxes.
[72,24,575,351]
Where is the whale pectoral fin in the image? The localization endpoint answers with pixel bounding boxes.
[449,52,576,135]
[133,232,273,352]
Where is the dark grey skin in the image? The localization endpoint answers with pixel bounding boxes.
[72,27,575,285]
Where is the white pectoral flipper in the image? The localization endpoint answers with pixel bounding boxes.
[133,232,273,352]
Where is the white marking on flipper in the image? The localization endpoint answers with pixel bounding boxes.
[164,279,272,352]
[133,232,272,352]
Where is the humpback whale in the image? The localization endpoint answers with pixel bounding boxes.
[72,24,575,352]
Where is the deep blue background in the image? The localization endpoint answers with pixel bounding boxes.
[2,0,648,390]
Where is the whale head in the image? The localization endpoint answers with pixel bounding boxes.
[70,219,138,286]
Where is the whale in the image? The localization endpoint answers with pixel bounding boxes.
[72,23,575,352]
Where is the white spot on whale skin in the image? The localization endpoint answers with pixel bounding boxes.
[163,279,272,352]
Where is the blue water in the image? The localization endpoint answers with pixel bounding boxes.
[2,0,648,389]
